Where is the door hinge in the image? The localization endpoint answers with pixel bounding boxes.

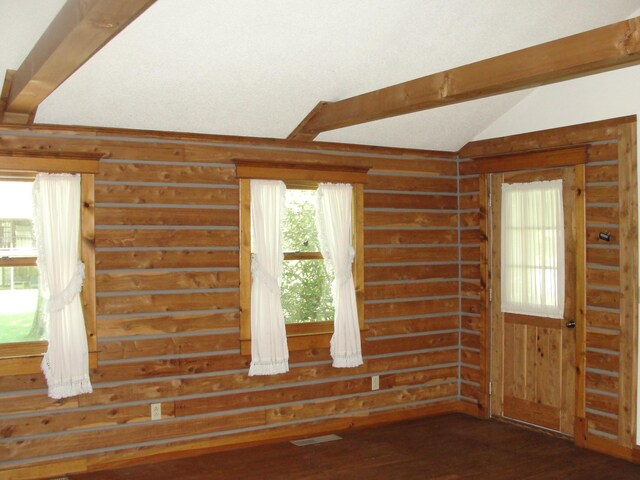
[489,381,493,396]
[489,195,492,207]
[489,287,493,302]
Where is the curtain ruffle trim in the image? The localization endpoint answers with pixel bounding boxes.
[42,356,93,400]
[48,261,85,313]
[251,255,280,293]
[248,358,289,376]
[315,185,333,271]
[315,183,354,281]
[331,351,363,368]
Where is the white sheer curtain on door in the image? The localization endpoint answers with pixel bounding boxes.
[249,179,289,375]
[34,173,92,399]
[501,179,565,319]
[316,183,362,368]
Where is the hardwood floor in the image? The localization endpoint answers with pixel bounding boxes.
[70,414,640,479]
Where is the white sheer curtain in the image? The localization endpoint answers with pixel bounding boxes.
[34,173,92,399]
[501,179,565,319]
[249,179,289,375]
[316,183,362,368]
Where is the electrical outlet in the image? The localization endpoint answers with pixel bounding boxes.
[151,403,162,421]
[371,375,380,391]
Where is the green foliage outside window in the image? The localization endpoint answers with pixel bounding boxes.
[281,190,334,324]
[0,181,44,343]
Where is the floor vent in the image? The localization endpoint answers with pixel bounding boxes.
[290,434,342,446]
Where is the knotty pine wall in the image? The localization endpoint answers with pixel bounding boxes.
[0,127,468,476]
[458,116,638,455]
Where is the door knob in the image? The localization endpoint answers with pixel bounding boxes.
[566,320,576,329]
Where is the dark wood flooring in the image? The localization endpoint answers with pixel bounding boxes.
[69,414,640,479]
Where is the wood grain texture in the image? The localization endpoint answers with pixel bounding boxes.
[463,146,587,175]
[364,192,457,210]
[96,270,239,292]
[0,113,635,473]
[461,116,632,158]
[364,228,457,245]
[289,18,640,137]
[0,149,101,173]
[364,211,458,228]
[96,250,239,270]
[97,311,240,337]
[234,159,370,184]
[0,122,461,480]
[95,183,238,205]
[615,122,638,447]
[95,206,238,226]
[575,164,587,430]
[473,119,632,442]
[81,174,98,360]
[4,0,156,118]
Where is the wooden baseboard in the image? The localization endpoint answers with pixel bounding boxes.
[584,433,634,462]
[1,459,87,480]
[455,399,480,417]
[0,400,467,480]
[5,399,634,480]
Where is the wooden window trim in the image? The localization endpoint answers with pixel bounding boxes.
[0,150,101,174]
[472,146,588,174]
[0,164,99,376]
[235,159,369,354]
[0,256,36,267]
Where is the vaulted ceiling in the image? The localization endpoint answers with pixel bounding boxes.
[1,0,640,150]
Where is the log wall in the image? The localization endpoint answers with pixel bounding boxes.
[0,126,466,477]
[459,116,638,457]
[0,117,635,477]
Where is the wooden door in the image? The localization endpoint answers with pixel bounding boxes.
[490,167,582,436]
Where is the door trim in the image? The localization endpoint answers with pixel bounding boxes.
[485,164,586,436]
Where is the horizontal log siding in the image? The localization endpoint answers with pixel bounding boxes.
[0,130,461,471]
[459,119,636,451]
[583,142,623,442]
[364,168,460,415]
[458,161,481,406]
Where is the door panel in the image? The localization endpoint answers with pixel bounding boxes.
[491,167,579,436]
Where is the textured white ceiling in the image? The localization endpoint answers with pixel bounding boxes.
[0,0,66,75]
[2,0,640,150]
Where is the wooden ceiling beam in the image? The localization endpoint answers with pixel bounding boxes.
[1,0,156,124]
[289,16,640,141]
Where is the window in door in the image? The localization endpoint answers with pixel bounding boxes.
[500,179,565,319]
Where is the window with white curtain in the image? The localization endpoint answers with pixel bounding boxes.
[501,179,565,319]
[235,157,369,374]
[246,180,363,374]
[0,169,97,397]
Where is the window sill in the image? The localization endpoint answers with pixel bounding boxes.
[0,346,98,376]
[240,321,367,355]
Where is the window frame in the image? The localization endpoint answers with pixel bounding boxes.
[0,151,101,376]
[235,159,368,354]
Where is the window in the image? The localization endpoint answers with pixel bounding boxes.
[0,180,43,344]
[235,160,368,354]
[0,150,100,377]
[501,179,564,318]
[280,187,334,325]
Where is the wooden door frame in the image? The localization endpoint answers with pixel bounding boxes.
[467,116,638,460]
[485,165,586,435]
